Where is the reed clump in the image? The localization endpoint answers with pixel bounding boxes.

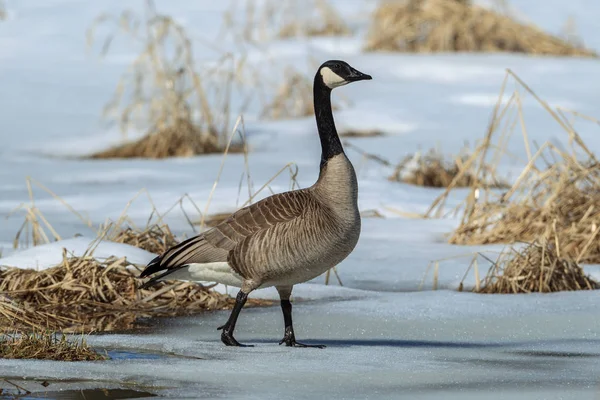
[450,161,600,263]
[108,223,178,254]
[90,120,225,159]
[389,148,506,188]
[364,0,596,57]
[224,0,350,44]
[428,70,600,264]
[0,1,6,20]
[0,331,107,361]
[477,239,599,294]
[277,0,350,38]
[0,251,270,333]
[261,66,343,119]
[87,1,244,159]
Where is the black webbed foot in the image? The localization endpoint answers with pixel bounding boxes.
[279,327,325,349]
[218,325,253,347]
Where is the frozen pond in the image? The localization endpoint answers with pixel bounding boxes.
[3,289,600,399]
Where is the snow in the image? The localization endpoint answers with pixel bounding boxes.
[2,0,600,398]
[0,237,156,270]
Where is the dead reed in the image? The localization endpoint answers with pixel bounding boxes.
[222,0,349,44]
[87,1,246,159]
[261,68,316,119]
[389,148,506,188]
[8,178,94,250]
[277,0,350,39]
[428,70,600,264]
[202,212,233,228]
[90,120,227,159]
[339,129,384,138]
[364,0,596,57]
[0,1,6,20]
[108,223,178,254]
[0,331,106,361]
[0,250,270,333]
[260,65,344,120]
[477,239,598,293]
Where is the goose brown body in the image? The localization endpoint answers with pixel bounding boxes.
[142,154,359,290]
[139,59,371,347]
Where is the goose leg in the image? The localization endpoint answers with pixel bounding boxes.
[217,289,251,347]
[276,286,325,349]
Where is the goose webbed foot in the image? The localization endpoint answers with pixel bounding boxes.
[279,327,325,349]
[218,324,253,347]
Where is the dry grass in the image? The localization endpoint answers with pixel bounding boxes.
[0,250,270,333]
[0,331,106,361]
[277,0,350,39]
[339,129,385,138]
[8,178,94,250]
[261,68,317,119]
[450,160,600,263]
[108,223,178,254]
[260,65,345,120]
[364,0,596,57]
[477,239,599,293]
[90,120,236,159]
[428,70,600,264]
[87,1,248,159]
[222,0,350,44]
[202,212,234,228]
[0,1,6,20]
[389,148,507,188]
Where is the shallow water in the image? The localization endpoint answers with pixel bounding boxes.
[2,388,155,400]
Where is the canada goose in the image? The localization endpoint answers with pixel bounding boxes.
[140,60,372,347]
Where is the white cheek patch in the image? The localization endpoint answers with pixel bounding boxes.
[320,66,348,89]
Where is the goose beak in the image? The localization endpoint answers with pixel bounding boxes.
[347,69,372,82]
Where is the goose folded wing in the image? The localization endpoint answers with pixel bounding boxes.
[144,190,313,275]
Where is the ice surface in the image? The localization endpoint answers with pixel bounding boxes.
[1,0,600,398]
[2,291,600,399]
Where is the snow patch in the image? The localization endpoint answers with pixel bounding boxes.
[0,237,156,270]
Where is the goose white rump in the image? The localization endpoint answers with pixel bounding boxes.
[166,262,244,288]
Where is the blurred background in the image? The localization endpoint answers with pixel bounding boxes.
[1,0,598,246]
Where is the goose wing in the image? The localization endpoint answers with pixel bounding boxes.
[140,189,313,279]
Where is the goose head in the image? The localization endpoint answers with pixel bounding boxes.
[318,60,372,90]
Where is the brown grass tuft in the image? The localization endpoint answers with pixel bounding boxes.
[223,0,350,44]
[277,0,350,38]
[339,129,385,138]
[389,148,506,188]
[0,251,270,333]
[260,66,343,120]
[87,1,248,159]
[451,161,600,263]
[428,70,600,264]
[261,68,316,119]
[108,223,178,254]
[477,239,599,294]
[364,0,596,57]
[0,331,106,361]
[90,119,240,159]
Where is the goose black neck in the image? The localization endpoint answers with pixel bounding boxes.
[314,77,343,167]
